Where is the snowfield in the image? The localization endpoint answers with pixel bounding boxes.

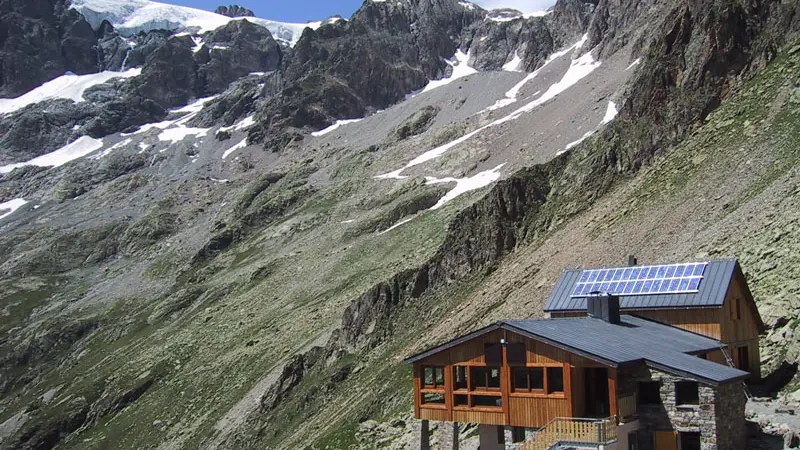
[0,199,28,222]
[0,136,104,174]
[0,69,141,116]
[70,0,322,46]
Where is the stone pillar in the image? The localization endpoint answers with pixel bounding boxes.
[411,419,430,450]
[478,424,505,450]
[435,421,459,450]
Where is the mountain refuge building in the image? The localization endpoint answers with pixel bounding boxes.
[405,259,763,450]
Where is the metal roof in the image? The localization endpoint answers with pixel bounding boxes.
[404,315,750,385]
[545,259,739,312]
[504,316,749,384]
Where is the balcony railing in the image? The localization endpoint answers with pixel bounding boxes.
[508,416,618,450]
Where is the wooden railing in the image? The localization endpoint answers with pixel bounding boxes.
[508,416,618,450]
[618,394,637,422]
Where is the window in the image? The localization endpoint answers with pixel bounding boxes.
[454,394,468,406]
[507,343,526,365]
[547,367,564,393]
[680,431,701,450]
[423,366,445,388]
[485,343,502,365]
[512,367,544,392]
[422,393,445,404]
[511,427,526,443]
[737,346,751,372]
[454,366,468,390]
[675,381,699,405]
[638,381,661,405]
[472,395,502,408]
[731,297,742,320]
[629,430,654,450]
[472,366,501,390]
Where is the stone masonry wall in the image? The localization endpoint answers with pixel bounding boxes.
[618,366,745,450]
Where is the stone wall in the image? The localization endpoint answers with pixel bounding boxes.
[618,365,745,450]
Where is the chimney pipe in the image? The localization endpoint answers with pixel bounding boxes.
[628,255,637,266]
[587,292,621,324]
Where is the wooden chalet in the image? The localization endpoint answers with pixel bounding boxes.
[545,259,764,379]
[405,259,759,450]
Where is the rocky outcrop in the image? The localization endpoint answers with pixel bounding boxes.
[197,19,282,96]
[214,5,255,18]
[0,0,99,97]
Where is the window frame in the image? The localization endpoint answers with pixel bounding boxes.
[422,365,446,389]
[471,366,502,391]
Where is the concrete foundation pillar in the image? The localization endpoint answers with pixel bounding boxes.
[411,419,430,450]
[435,421,459,450]
[478,424,505,450]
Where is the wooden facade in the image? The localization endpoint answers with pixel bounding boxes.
[551,269,762,379]
[412,329,621,428]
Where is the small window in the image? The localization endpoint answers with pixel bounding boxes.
[512,427,526,443]
[454,366,468,390]
[485,343,503,365]
[454,394,468,406]
[731,297,742,320]
[472,395,502,408]
[675,381,699,405]
[547,367,564,393]
[679,431,701,450]
[638,381,661,405]
[423,366,445,388]
[507,343,527,365]
[422,393,445,404]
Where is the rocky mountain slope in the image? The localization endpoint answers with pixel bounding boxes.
[0,0,799,449]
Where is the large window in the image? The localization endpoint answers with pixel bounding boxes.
[675,381,699,406]
[423,366,445,388]
[485,343,503,365]
[507,343,527,365]
[638,381,661,406]
[513,367,544,392]
[472,395,502,408]
[472,366,501,390]
[512,366,564,395]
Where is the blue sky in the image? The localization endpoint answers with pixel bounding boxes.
[163,1,555,22]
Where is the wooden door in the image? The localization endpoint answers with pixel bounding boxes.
[654,431,678,450]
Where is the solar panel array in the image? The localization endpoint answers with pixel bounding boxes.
[570,262,708,297]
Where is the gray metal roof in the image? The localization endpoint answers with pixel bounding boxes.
[504,316,749,384]
[544,259,739,312]
[404,315,749,384]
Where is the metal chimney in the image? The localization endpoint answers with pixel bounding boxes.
[628,255,638,266]
[587,292,621,324]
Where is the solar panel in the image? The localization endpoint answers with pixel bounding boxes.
[570,262,708,297]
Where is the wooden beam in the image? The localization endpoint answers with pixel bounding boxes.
[414,364,421,418]
[565,363,573,417]
[608,368,618,418]
[501,337,511,425]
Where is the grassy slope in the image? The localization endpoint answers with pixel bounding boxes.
[248,44,800,449]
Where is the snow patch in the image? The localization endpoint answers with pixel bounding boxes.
[626,58,641,71]
[563,130,595,152]
[311,118,363,137]
[502,51,523,72]
[94,138,132,159]
[601,101,618,124]
[421,49,477,93]
[0,69,141,116]
[158,126,209,144]
[219,115,255,133]
[426,165,505,209]
[0,136,104,174]
[0,199,28,221]
[223,139,248,159]
[378,217,415,235]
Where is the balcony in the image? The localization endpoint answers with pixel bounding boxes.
[510,416,618,450]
